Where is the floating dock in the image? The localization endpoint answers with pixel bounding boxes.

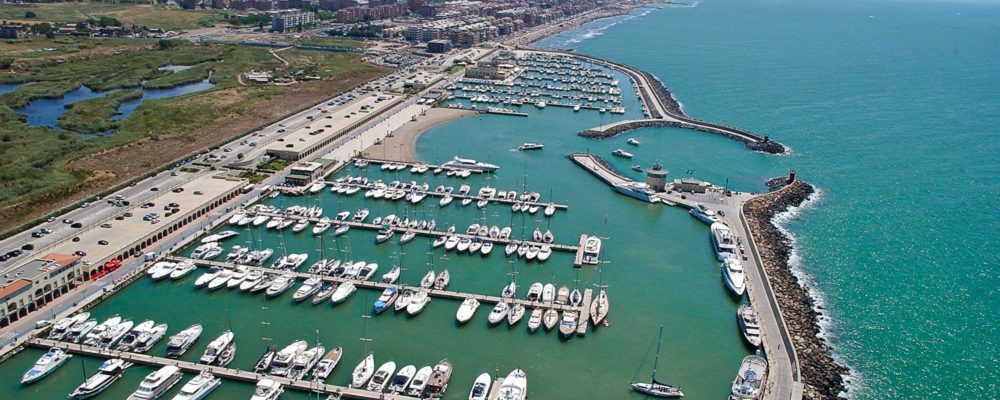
[250,211,581,256]
[576,288,594,336]
[168,257,588,315]
[29,338,418,400]
[325,178,569,212]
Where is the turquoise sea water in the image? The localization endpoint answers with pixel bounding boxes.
[540,0,1000,397]
[1,1,996,399]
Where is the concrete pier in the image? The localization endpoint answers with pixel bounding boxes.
[168,257,589,315]
[576,288,594,336]
[324,179,570,211]
[29,338,418,400]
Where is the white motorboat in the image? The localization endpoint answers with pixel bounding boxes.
[518,143,544,151]
[148,262,174,280]
[407,366,433,396]
[312,218,331,235]
[240,270,264,291]
[373,287,398,314]
[505,243,518,257]
[433,269,450,290]
[541,284,555,304]
[375,227,394,243]
[351,354,375,389]
[494,369,528,400]
[381,266,400,284]
[488,302,509,325]
[330,282,357,304]
[570,289,583,307]
[225,267,249,289]
[730,354,768,400]
[311,347,343,381]
[133,323,168,353]
[66,319,97,344]
[287,345,325,380]
[82,315,121,347]
[406,290,431,316]
[542,309,559,331]
[309,181,326,194]
[367,360,397,392]
[456,298,479,324]
[98,319,133,349]
[249,378,283,400]
[69,358,131,399]
[268,340,307,376]
[508,303,526,326]
[291,220,309,233]
[169,261,196,280]
[170,371,220,400]
[21,348,71,384]
[444,236,460,251]
[468,372,491,400]
[400,230,416,244]
[442,156,499,172]
[116,320,154,352]
[711,223,738,261]
[628,137,641,145]
[47,313,90,341]
[582,236,602,265]
[389,364,416,394]
[356,262,379,281]
[200,231,237,243]
[527,308,543,333]
[690,203,721,225]
[419,270,436,289]
[292,277,322,302]
[166,324,202,358]
[544,204,556,217]
[501,281,517,298]
[126,365,182,400]
[525,246,540,260]
[266,273,296,297]
[199,331,235,366]
[559,311,578,338]
[612,149,634,159]
[723,257,747,296]
[193,268,220,287]
[738,304,763,348]
[206,269,233,290]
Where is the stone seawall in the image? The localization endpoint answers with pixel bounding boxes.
[743,180,848,399]
[579,120,787,154]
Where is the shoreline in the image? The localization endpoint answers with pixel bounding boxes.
[743,180,849,399]
[360,107,477,163]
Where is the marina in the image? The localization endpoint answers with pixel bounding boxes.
[28,339,420,400]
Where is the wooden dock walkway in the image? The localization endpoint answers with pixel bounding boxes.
[167,257,587,314]
[323,179,570,211]
[28,338,418,400]
[252,211,581,255]
[576,288,593,336]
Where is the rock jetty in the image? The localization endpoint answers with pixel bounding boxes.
[743,179,849,399]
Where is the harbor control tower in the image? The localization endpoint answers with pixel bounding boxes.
[646,162,668,192]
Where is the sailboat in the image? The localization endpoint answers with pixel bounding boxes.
[630,325,684,398]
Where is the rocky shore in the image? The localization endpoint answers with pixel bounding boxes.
[743,180,849,399]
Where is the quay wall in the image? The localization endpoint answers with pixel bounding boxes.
[742,180,848,399]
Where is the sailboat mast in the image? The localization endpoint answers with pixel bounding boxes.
[652,325,663,381]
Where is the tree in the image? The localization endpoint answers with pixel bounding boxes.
[158,39,178,49]
[24,11,36,18]
[0,57,12,69]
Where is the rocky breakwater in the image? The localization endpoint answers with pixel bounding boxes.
[743,179,848,399]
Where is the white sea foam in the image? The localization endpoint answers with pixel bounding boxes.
[770,187,861,398]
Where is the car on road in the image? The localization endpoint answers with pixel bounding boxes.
[70,222,82,228]
[81,202,90,208]
[150,187,159,191]
[172,188,184,193]
[97,240,109,245]
[31,231,43,238]
[71,237,80,242]
[21,243,34,250]
[74,251,87,257]
[100,223,112,228]
[63,219,73,224]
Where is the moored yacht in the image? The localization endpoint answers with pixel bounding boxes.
[199,330,234,366]
[47,312,90,340]
[690,203,721,225]
[582,236,602,264]
[517,143,544,151]
[311,347,343,381]
[729,354,768,400]
[612,149,634,159]
[21,348,71,385]
[495,369,528,400]
[366,360,397,392]
[249,378,283,400]
[442,156,499,172]
[69,358,131,399]
[722,257,747,296]
[126,365,182,400]
[166,324,203,358]
[351,354,375,389]
[711,223,738,261]
[269,340,308,377]
[170,371,220,400]
[737,304,763,348]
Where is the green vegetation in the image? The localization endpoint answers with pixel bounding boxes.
[179,167,200,173]
[0,3,226,31]
[242,170,269,184]
[0,36,386,213]
[260,158,292,171]
[57,89,142,132]
[294,37,362,49]
[449,65,465,74]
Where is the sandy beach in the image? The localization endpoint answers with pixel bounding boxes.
[361,107,476,162]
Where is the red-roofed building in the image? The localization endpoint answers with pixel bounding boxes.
[1,253,82,327]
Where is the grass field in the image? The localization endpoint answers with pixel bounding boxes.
[0,36,389,231]
[0,2,225,31]
[293,37,363,49]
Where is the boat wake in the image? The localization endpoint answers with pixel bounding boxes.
[770,187,861,398]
